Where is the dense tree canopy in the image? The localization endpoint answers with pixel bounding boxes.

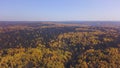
[0,22,120,68]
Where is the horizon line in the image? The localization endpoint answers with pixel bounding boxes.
[0,20,120,22]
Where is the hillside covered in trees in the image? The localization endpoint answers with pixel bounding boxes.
[0,21,120,68]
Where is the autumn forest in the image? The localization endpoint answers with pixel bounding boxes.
[0,21,120,68]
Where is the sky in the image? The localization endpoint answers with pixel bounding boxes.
[0,0,120,21]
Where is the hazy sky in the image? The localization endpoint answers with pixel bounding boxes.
[0,0,120,21]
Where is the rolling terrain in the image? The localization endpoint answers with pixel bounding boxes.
[0,21,120,68]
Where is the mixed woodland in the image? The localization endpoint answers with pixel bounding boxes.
[0,22,120,68]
